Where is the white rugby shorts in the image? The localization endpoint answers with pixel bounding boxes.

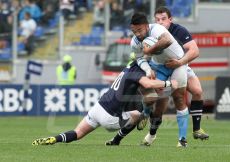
[187,66,196,79]
[85,102,131,131]
[171,65,187,88]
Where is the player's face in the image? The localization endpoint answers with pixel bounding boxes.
[154,13,172,29]
[131,24,149,41]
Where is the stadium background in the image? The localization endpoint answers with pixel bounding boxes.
[0,1,230,161]
[0,0,229,116]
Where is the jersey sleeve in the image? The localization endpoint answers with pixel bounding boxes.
[136,57,152,75]
[129,66,146,82]
[150,24,169,39]
[176,26,193,45]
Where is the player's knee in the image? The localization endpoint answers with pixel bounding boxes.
[191,87,203,100]
[173,94,186,109]
[130,111,142,124]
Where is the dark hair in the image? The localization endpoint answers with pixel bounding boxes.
[154,6,172,18]
[25,12,31,18]
[130,12,149,25]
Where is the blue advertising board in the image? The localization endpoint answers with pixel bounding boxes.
[0,84,109,116]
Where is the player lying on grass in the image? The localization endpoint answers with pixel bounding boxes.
[32,62,178,146]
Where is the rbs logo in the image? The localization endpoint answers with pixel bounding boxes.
[0,85,109,115]
[43,88,108,112]
[0,88,33,112]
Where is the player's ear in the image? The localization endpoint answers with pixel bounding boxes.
[169,17,173,23]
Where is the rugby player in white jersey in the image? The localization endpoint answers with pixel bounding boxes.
[130,12,189,147]
[150,6,209,142]
[106,12,189,147]
[32,62,178,146]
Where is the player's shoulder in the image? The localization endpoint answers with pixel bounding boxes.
[149,23,166,31]
[170,23,190,34]
[149,23,168,37]
[129,63,145,73]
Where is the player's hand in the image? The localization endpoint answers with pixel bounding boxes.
[165,59,182,69]
[146,69,156,79]
[170,79,178,90]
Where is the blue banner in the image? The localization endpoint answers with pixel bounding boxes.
[0,84,109,116]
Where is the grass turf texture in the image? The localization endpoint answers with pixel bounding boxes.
[0,115,230,162]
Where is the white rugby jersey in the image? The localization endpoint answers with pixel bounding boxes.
[130,24,184,64]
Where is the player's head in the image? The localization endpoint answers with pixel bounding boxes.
[154,6,172,29]
[130,12,149,41]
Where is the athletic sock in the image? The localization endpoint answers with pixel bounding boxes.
[176,108,189,140]
[149,116,162,136]
[142,100,152,116]
[113,125,136,143]
[189,100,203,131]
[55,130,77,143]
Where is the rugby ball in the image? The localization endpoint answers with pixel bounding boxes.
[143,37,163,55]
[143,37,158,47]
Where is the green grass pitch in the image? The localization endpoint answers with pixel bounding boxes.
[0,115,230,162]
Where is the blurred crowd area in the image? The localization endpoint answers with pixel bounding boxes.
[93,0,152,30]
[0,0,230,58]
[0,0,91,56]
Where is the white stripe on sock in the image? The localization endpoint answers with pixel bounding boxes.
[190,110,202,113]
[63,134,66,142]
[118,130,125,137]
[60,133,66,142]
[191,113,202,116]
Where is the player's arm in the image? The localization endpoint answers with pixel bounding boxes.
[166,40,199,68]
[180,40,199,64]
[166,27,199,68]
[131,39,155,79]
[139,76,178,89]
[136,57,155,79]
[143,32,172,55]
[180,27,199,64]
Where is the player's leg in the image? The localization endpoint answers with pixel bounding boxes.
[171,65,189,147]
[105,88,159,146]
[32,103,103,146]
[32,117,96,146]
[141,97,169,146]
[106,87,160,146]
[137,90,158,130]
[106,88,159,146]
[172,87,189,147]
[105,110,142,146]
[105,91,145,146]
[105,125,137,146]
[187,69,209,140]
